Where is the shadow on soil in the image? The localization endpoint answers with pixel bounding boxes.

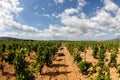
[54,59,63,61]
[2,71,15,78]
[56,53,65,57]
[42,71,71,76]
[49,64,68,68]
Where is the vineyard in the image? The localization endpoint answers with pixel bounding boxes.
[65,41,120,80]
[0,40,120,80]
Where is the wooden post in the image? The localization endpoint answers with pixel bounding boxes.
[84,49,86,62]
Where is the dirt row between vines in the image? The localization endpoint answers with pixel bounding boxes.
[0,45,87,80]
[1,45,119,80]
[35,45,88,80]
[36,45,120,80]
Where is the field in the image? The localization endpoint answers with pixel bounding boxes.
[0,40,120,80]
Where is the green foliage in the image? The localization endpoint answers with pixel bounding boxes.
[37,45,44,54]
[43,47,52,66]
[92,62,111,80]
[109,53,117,67]
[0,46,3,62]
[92,67,111,80]
[13,48,34,80]
[1,44,6,52]
[96,61,104,68]
[77,61,92,74]
[78,45,85,52]
[1,40,120,79]
[87,65,97,77]
[98,45,106,61]
[92,46,99,58]
[51,46,58,57]
[36,52,45,73]
[92,70,105,80]
[35,42,60,74]
[73,52,82,63]
[5,50,15,64]
[65,41,120,79]
[117,68,120,77]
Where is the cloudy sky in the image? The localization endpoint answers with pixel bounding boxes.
[0,0,120,40]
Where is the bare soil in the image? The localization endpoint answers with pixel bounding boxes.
[0,62,15,80]
[1,46,120,80]
[35,45,87,80]
[80,48,120,80]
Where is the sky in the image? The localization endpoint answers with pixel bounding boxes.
[0,0,120,40]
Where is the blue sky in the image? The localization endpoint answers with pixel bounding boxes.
[0,0,120,40]
[17,0,78,29]
[17,0,101,28]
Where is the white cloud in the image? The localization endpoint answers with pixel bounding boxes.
[64,8,79,15]
[95,33,107,37]
[42,14,50,18]
[1,0,120,40]
[0,0,40,32]
[48,0,120,40]
[34,5,39,10]
[3,19,39,32]
[35,12,40,16]
[41,8,45,10]
[52,13,59,18]
[91,10,114,28]
[33,0,120,40]
[0,32,18,37]
[77,0,87,10]
[35,12,53,19]
[54,0,65,4]
[104,0,119,11]
[114,33,120,37]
